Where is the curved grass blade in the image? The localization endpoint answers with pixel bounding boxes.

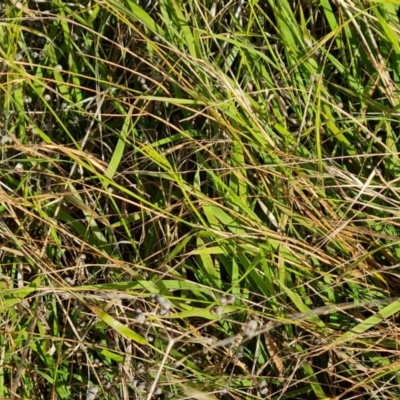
[87,304,148,345]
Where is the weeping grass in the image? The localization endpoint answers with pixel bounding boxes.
[1,0,400,399]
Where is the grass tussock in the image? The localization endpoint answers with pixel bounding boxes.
[1,0,400,399]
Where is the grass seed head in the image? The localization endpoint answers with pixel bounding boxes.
[210,306,223,316]
[154,387,162,395]
[137,362,145,374]
[159,307,169,316]
[226,294,235,304]
[161,299,172,310]
[244,319,258,336]
[14,163,24,172]
[86,385,99,400]
[0,135,12,145]
[155,294,165,304]
[260,386,269,395]
[134,311,146,323]
[146,334,154,342]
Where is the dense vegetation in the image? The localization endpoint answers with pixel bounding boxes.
[1,0,400,398]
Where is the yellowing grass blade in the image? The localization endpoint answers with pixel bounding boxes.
[87,304,148,345]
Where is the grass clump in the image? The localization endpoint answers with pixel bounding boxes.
[1,0,400,399]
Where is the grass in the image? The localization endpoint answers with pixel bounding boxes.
[1,0,400,398]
